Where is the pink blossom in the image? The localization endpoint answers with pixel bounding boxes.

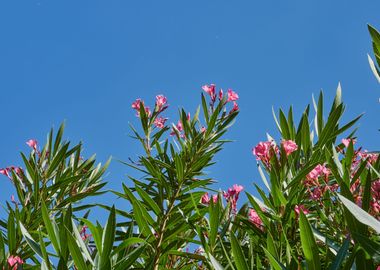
[218,89,223,100]
[7,256,24,270]
[372,180,380,200]
[201,193,210,204]
[359,151,379,165]
[342,138,356,148]
[248,209,263,229]
[0,168,10,178]
[294,205,309,216]
[252,141,277,165]
[371,201,380,214]
[310,187,322,200]
[155,95,167,110]
[212,194,218,203]
[200,126,206,133]
[202,84,216,102]
[227,89,239,102]
[145,107,151,117]
[230,102,239,113]
[132,99,151,117]
[80,225,92,241]
[307,164,328,181]
[154,117,168,129]
[282,140,298,156]
[131,99,142,110]
[224,184,244,212]
[26,139,38,150]
[14,167,22,176]
[170,120,184,136]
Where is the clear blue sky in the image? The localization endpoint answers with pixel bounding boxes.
[1,1,380,220]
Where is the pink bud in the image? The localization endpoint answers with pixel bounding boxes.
[201,193,210,204]
[26,139,38,150]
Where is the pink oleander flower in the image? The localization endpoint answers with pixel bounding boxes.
[371,200,380,214]
[294,205,309,216]
[201,193,210,204]
[212,194,218,203]
[218,89,223,100]
[131,99,142,110]
[282,140,298,156]
[358,150,379,165]
[155,95,167,110]
[131,99,151,117]
[372,180,380,200]
[230,102,239,113]
[310,187,322,200]
[227,89,239,102]
[144,107,151,117]
[307,164,328,181]
[14,167,22,176]
[154,117,168,129]
[224,184,244,212]
[0,168,10,178]
[202,84,216,102]
[342,138,356,148]
[26,139,38,150]
[170,120,183,136]
[7,255,24,270]
[252,141,277,165]
[248,209,263,229]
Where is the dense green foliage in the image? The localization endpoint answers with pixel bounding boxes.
[1,24,380,270]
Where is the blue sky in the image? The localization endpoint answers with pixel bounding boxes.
[1,1,380,220]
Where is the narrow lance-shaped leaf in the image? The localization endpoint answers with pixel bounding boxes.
[299,212,321,270]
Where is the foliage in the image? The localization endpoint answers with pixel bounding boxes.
[0,25,380,270]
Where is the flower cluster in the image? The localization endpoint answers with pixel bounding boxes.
[80,225,92,241]
[202,84,239,114]
[7,255,24,270]
[252,139,298,167]
[200,184,244,213]
[131,95,169,129]
[223,184,244,213]
[0,139,38,182]
[304,164,335,200]
[200,193,218,204]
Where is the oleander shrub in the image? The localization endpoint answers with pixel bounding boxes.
[1,25,380,270]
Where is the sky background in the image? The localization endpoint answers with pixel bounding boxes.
[1,1,380,221]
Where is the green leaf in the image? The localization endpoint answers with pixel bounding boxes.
[66,228,89,270]
[368,54,380,83]
[99,206,116,269]
[38,229,52,269]
[299,212,321,270]
[328,238,350,270]
[208,253,225,270]
[262,247,287,270]
[135,186,161,216]
[7,211,16,253]
[19,222,44,259]
[41,200,61,255]
[338,194,380,234]
[230,233,249,270]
